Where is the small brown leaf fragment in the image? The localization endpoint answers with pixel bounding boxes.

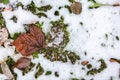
[11,24,46,56]
[0,28,8,46]
[81,61,89,66]
[113,2,120,7]
[110,58,120,63]
[1,62,14,80]
[70,2,82,14]
[3,7,12,11]
[15,57,31,70]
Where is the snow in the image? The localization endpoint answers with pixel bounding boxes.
[0,0,120,80]
[0,39,15,63]
[0,74,8,80]
[17,0,32,6]
[2,7,39,36]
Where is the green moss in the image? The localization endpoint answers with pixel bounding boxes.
[35,63,44,78]
[64,5,72,13]
[36,12,47,18]
[10,16,17,23]
[69,0,75,3]
[27,2,51,18]
[101,43,106,47]
[35,22,44,29]
[87,59,107,75]
[12,33,21,40]
[87,68,98,75]
[50,17,69,47]
[51,17,64,27]
[0,65,3,74]
[6,56,15,68]
[45,71,52,75]
[86,64,92,69]
[40,17,80,64]
[54,72,59,77]
[71,78,80,80]
[46,33,52,43]
[2,0,9,4]
[58,6,62,10]
[60,51,68,63]
[105,34,108,40]
[81,78,85,80]
[6,56,17,80]
[38,5,52,12]
[32,52,39,59]
[88,0,110,9]
[22,62,35,75]
[16,2,24,8]
[97,59,107,72]
[67,52,80,64]
[0,13,5,27]
[80,22,83,26]
[27,1,37,14]
[40,47,80,64]
[116,36,119,41]
[54,11,59,16]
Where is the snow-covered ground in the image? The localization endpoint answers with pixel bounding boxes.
[0,0,120,80]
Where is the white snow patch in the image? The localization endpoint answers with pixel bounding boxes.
[2,7,39,36]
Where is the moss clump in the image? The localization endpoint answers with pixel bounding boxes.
[27,1,52,17]
[87,59,107,75]
[22,62,35,75]
[0,13,6,27]
[39,17,80,64]
[45,71,52,75]
[88,0,110,9]
[35,63,44,78]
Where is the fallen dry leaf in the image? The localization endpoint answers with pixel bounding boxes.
[70,2,82,14]
[15,57,31,70]
[11,24,46,56]
[0,28,8,46]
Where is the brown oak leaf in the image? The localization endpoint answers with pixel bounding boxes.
[15,57,31,70]
[11,24,46,56]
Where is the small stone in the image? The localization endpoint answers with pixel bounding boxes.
[70,2,82,14]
